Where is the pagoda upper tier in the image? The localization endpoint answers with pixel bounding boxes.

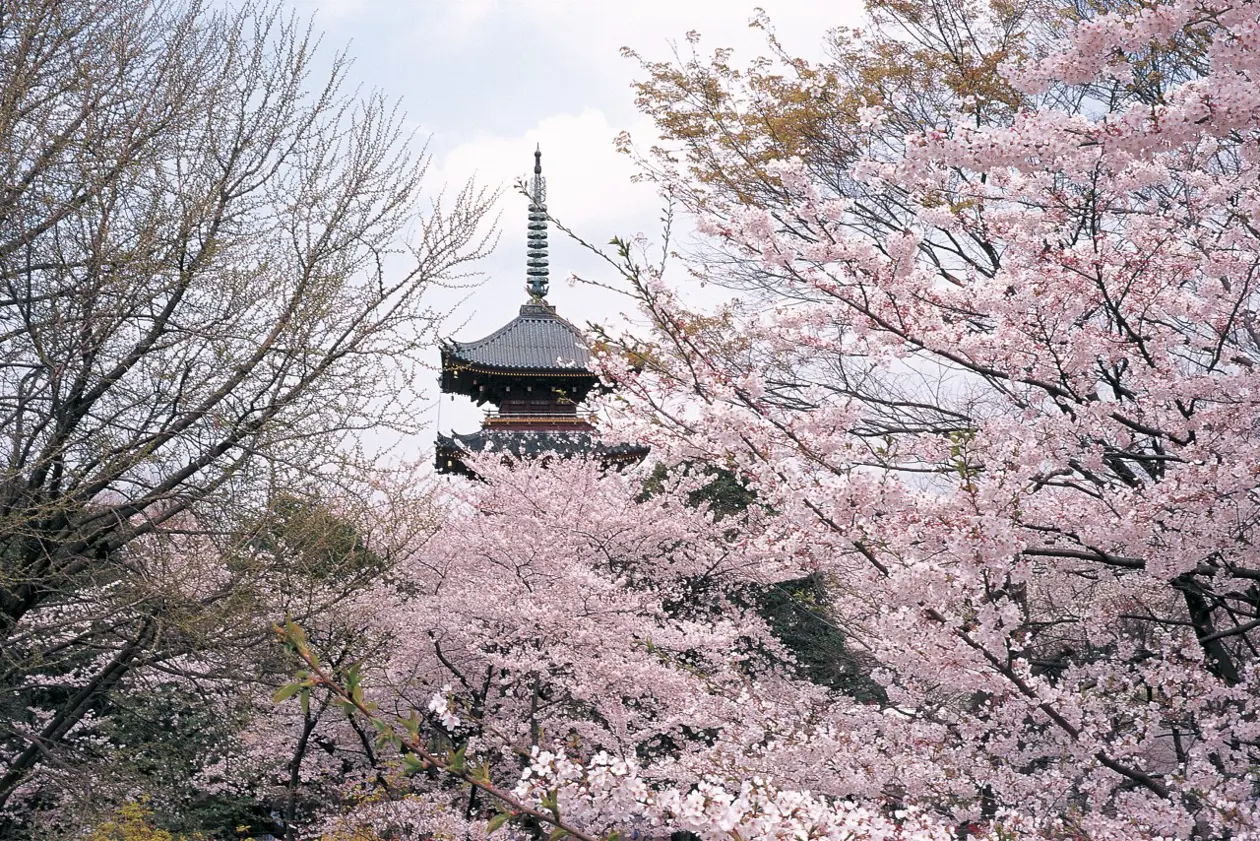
[435,147,647,475]
[438,302,598,410]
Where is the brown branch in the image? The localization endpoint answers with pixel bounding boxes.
[1198,617,1260,644]
[1023,547,1260,582]
[276,625,603,841]
[921,607,1171,800]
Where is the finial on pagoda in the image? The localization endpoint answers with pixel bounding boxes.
[525,145,549,302]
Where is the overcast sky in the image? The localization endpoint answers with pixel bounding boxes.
[289,0,864,447]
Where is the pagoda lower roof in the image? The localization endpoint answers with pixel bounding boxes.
[436,429,648,462]
[441,302,592,373]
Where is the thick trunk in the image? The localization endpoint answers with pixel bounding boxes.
[1175,574,1241,686]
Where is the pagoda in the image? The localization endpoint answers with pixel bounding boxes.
[435,148,647,476]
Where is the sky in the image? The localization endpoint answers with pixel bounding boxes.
[287,0,865,448]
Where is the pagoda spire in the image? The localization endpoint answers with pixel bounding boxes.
[525,145,549,301]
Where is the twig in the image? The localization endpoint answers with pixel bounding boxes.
[272,620,603,841]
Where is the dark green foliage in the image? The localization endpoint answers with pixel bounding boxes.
[644,462,884,702]
[756,575,886,704]
[679,468,758,521]
[8,681,271,841]
[93,687,272,839]
[638,463,756,520]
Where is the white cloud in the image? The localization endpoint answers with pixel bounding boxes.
[440,0,501,38]
[404,0,855,91]
[438,0,855,59]
[290,0,369,21]
[436,108,658,232]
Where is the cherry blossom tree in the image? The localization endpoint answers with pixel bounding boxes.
[584,0,1260,836]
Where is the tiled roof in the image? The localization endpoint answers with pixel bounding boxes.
[442,303,591,372]
[436,429,648,461]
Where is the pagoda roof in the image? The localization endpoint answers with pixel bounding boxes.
[436,429,648,463]
[441,303,592,373]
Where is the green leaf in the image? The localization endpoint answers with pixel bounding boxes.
[272,683,301,703]
[447,744,467,773]
[487,813,512,835]
[402,753,427,775]
[548,828,568,841]
[299,688,310,717]
[284,617,307,648]
[541,788,561,821]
